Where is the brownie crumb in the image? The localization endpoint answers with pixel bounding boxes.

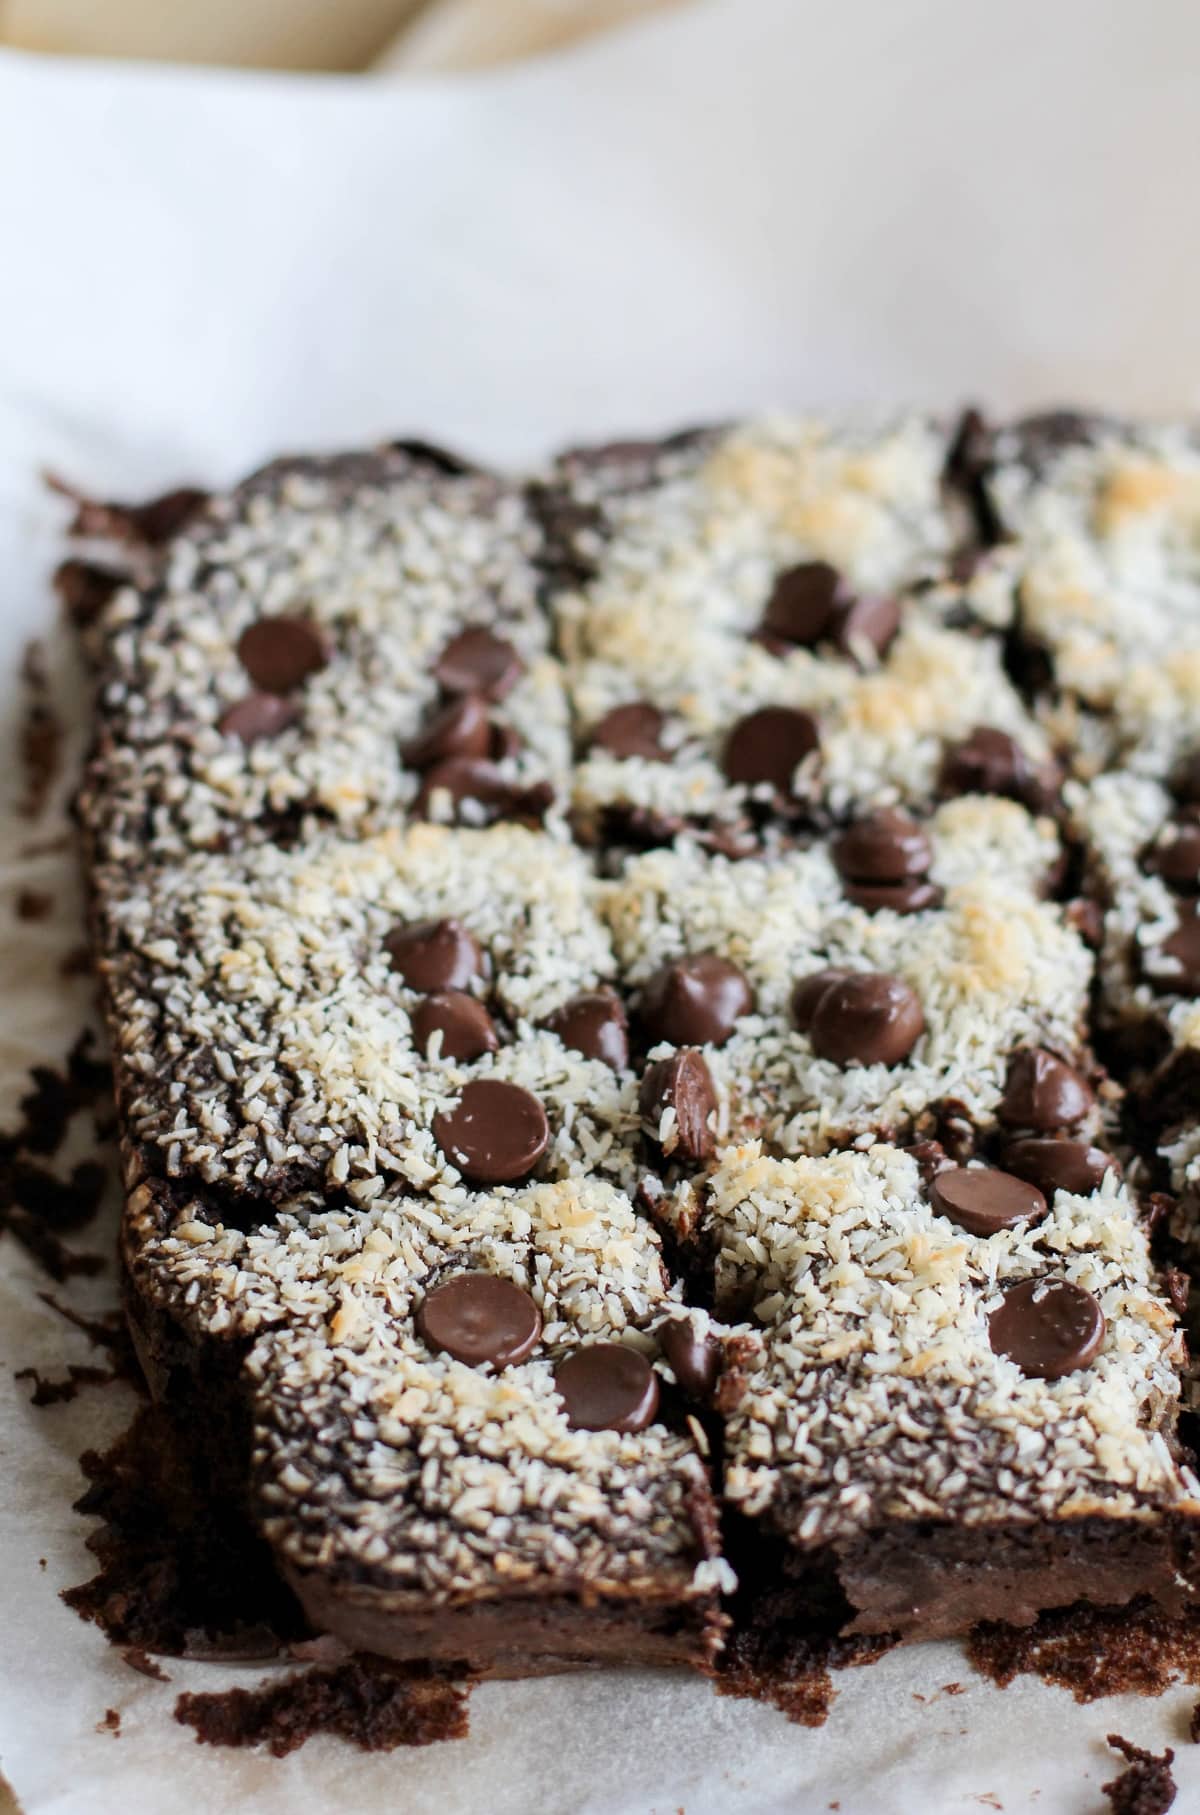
[17,641,63,819]
[174,1657,471,1757]
[1102,1733,1176,1814]
[0,1033,116,1281]
[16,1362,115,1406]
[122,1647,170,1682]
[16,888,52,922]
[97,1708,121,1737]
[967,1600,1200,1702]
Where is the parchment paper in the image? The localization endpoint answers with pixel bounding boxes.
[5,4,1200,1807]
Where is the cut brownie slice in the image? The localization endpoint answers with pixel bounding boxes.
[603,797,1102,1219]
[99,823,638,1205]
[706,1142,1200,1639]
[74,445,569,868]
[122,1171,730,1673]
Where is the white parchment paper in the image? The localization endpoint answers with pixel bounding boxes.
[5,4,1200,1807]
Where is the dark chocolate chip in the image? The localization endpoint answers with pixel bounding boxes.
[1170,747,1200,806]
[639,1051,717,1162]
[639,953,755,1048]
[236,617,330,694]
[761,561,845,646]
[939,726,1030,801]
[218,693,299,744]
[1146,820,1200,892]
[411,991,499,1062]
[598,804,686,849]
[543,988,629,1070]
[1002,1138,1118,1200]
[413,758,553,826]
[553,1343,660,1432]
[834,592,901,662]
[998,1048,1094,1131]
[417,1272,541,1368]
[433,1079,550,1184]
[790,968,851,1030]
[833,809,933,885]
[930,1166,1048,1237]
[434,628,523,700]
[588,702,670,762]
[988,1277,1106,1379]
[401,693,492,770]
[807,972,925,1067]
[723,707,819,793]
[384,918,485,993]
[843,878,944,915]
[1146,904,1200,996]
[660,1319,722,1401]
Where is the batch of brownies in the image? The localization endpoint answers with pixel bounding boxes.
[57,408,1200,1676]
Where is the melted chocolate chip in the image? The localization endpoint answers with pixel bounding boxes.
[988,1277,1106,1379]
[401,694,491,770]
[998,1048,1094,1131]
[639,1051,717,1163]
[236,617,330,694]
[660,1320,722,1401]
[434,628,523,700]
[790,968,852,1030]
[553,1343,660,1432]
[807,972,925,1067]
[411,991,499,1062]
[833,810,933,885]
[588,702,670,762]
[218,693,299,744]
[639,953,755,1048]
[1146,819,1200,893]
[543,988,629,1070]
[835,592,901,662]
[384,919,485,993]
[416,1272,541,1368]
[761,561,846,646]
[930,1166,1048,1237]
[433,1079,550,1184]
[413,759,553,827]
[1002,1138,1118,1200]
[939,726,1031,801]
[723,707,819,794]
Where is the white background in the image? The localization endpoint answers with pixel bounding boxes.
[3,2,1200,1807]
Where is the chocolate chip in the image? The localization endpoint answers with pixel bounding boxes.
[489,722,522,762]
[930,1166,1048,1236]
[843,878,945,914]
[1170,747,1200,806]
[723,707,819,793]
[939,726,1031,801]
[639,1051,717,1162]
[218,693,299,744]
[660,1319,722,1400]
[988,1277,1106,1379]
[417,1272,541,1368]
[907,1139,952,1189]
[543,988,629,1069]
[761,561,846,646]
[411,991,499,1062]
[434,628,523,700]
[834,809,932,884]
[1146,904,1200,995]
[413,758,553,826]
[807,972,925,1067]
[998,1048,1094,1131]
[384,918,485,993]
[236,617,330,694]
[1146,820,1200,892]
[638,953,755,1048]
[588,702,670,761]
[401,694,492,770]
[790,968,851,1030]
[834,592,901,662]
[553,1343,660,1432]
[433,1079,550,1184]
[1002,1138,1118,1200]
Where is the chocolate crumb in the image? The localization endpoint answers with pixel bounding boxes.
[967,1600,1200,1702]
[97,1708,121,1736]
[16,888,52,922]
[174,1657,471,1757]
[16,1362,115,1406]
[122,1647,170,1682]
[1102,1733,1176,1814]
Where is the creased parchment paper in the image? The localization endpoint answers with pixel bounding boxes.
[5,4,1200,1807]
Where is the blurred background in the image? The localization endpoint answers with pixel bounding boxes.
[0,0,680,71]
